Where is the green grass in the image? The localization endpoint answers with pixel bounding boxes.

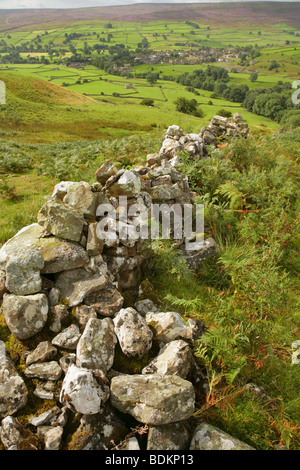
[143,129,300,450]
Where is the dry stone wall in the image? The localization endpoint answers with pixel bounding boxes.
[0,115,254,450]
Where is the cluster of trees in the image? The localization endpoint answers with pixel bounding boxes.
[174,65,249,102]
[243,82,299,123]
[175,65,230,92]
[171,66,298,123]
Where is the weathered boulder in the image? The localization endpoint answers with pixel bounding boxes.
[5,249,44,296]
[108,170,141,198]
[3,293,48,340]
[110,374,195,425]
[0,416,24,449]
[0,416,39,450]
[73,305,97,330]
[76,318,117,373]
[159,138,183,158]
[37,200,84,242]
[37,425,64,450]
[181,237,218,271]
[150,183,183,202]
[54,268,107,307]
[113,308,153,358]
[26,341,57,366]
[86,222,104,256]
[190,423,255,450]
[147,422,190,450]
[28,406,61,427]
[60,364,109,415]
[142,340,194,379]
[145,311,189,343]
[83,284,124,316]
[95,161,117,185]
[0,344,28,418]
[67,404,128,450]
[24,361,62,381]
[0,224,44,269]
[63,181,98,220]
[134,298,159,316]
[33,380,59,401]
[165,125,184,140]
[37,237,89,274]
[52,324,81,350]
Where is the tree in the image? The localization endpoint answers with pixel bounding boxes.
[146,72,159,85]
[175,97,203,117]
[250,72,258,82]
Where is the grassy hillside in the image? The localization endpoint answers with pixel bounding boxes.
[0,70,282,144]
[0,3,299,29]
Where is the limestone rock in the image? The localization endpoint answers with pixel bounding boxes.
[48,287,60,307]
[147,422,189,450]
[67,404,128,450]
[123,437,140,450]
[0,416,38,450]
[37,200,84,242]
[145,311,189,343]
[55,268,107,307]
[52,324,81,350]
[0,224,44,270]
[190,423,255,450]
[86,222,104,256]
[3,293,48,340]
[26,341,57,366]
[63,181,98,220]
[113,308,153,357]
[0,416,24,450]
[83,284,124,316]
[165,125,184,140]
[95,161,117,185]
[37,425,64,450]
[142,340,194,378]
[76,318,117,373]
[110,374,195,425]
[159,138,183,158]
[28,406,61,427]
[60,364,109,415]
[33,380,59,400]
[0,269,7,299]
[134,298,159,316]
[59,353,76,374]
[5,249,44,295]
[150,183,182,202]
[36,237,89,274]
[0,345,28,418]
[109,170,141,198]
[73,305,97,330]
[24,361,62,381]
[181,237,218,271]
[49,304,69,333]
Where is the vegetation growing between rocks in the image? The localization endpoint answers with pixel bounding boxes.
[144,129,300,450]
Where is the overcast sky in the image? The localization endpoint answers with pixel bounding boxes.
[0,0,299,10]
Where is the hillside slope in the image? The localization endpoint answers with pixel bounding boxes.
[0,2,299,30]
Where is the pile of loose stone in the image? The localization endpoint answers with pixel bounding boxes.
[0,115,254,451]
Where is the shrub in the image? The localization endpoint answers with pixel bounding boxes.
[140,99,154,106]
[217,108,232,118]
